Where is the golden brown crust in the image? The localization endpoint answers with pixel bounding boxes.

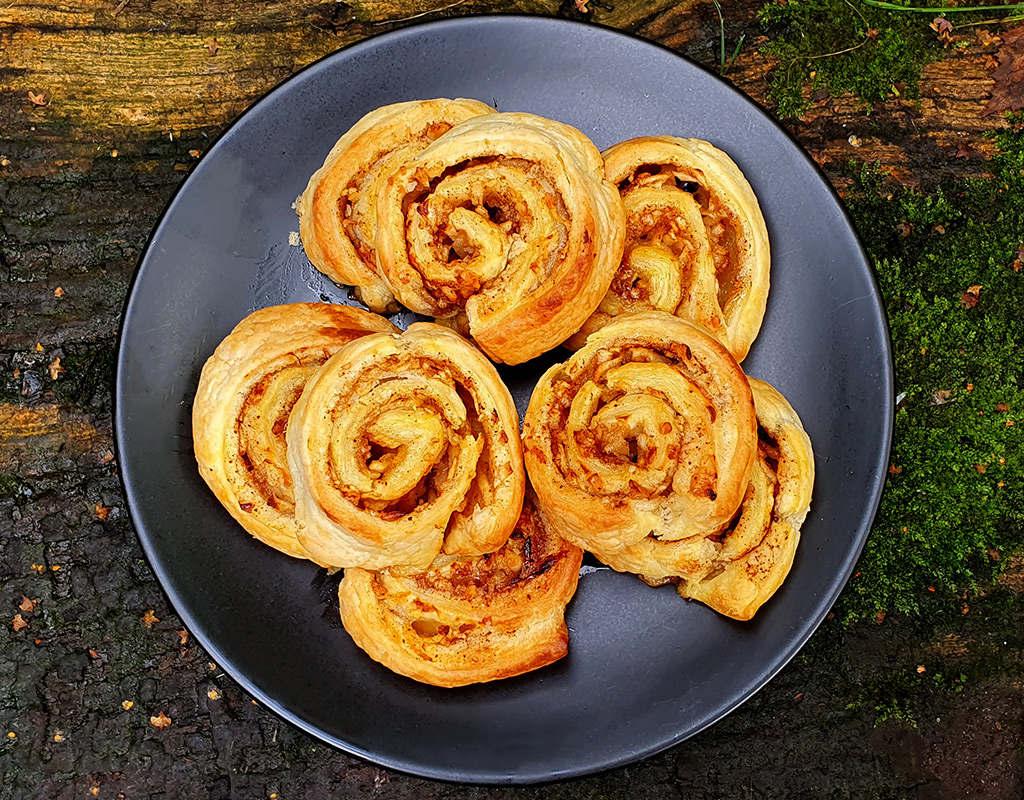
[568,137,769,361]
[296,98,495,312]
[675,378,814,619]
[523,311,758,562]
[583,377,814,620]
[374,112,626,364]
[286,322,525,570]
[192,303,399,561]
[339,492,583,687]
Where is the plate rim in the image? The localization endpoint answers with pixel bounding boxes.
[113,13,895,785]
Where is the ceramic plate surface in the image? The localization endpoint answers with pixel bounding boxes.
[116,15,893,784]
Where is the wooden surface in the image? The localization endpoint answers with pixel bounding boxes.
[1,1,1021,798]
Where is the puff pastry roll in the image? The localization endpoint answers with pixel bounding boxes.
[296,98,495,312]
[192,303,399,560]
[286,322,525,571]
[523,311,757,558]
[673,378,814,619]
[568,136,769,362]
[339,491,583,687]
[374,112,626,364]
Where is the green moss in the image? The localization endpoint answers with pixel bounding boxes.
[758,0,943,117]
[836,117,1024,621]
[0,472,27,499]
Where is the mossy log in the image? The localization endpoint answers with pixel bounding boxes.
[1,0,1021,797]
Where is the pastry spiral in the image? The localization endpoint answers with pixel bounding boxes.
[339,491,583,687]
[673,378,814,619]
[192,303,399,560]
[594,379,813,619]
[568,137,769,362]
[296,98,495,312]
[286,322,525,570]
[523,311,757,555]
[374,112,626,364]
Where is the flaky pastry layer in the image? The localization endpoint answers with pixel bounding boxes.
[286,322,525,570]
[673,378,814,619]
[568,136,769,362]
[296,98,495,312]
[374,111,626,364]
[587,377,814,620]
[192,303,399,561]
[523,311,757,557]
[340,492,582,687]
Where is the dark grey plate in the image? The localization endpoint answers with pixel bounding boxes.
[115,15,893,784]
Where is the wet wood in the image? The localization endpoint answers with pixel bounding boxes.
[1,1,1021,796]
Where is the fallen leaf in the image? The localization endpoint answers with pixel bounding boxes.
[961,285,981,308]
[207,39,219,56]
[932,388,953,405]
[100,449,115,464]
[12,614,27,631]
[847,134,863,148]
[865,28,879,41]
[19,596,36,612]
[94,503,110,521]
[977,29,1001,47]
[812,150,832,167]
[916,664,926,673]
[188,149,201,158]
[53,731,64,742]
[140,609,159,628]
[974,463,988,474]
[962,603,970,615]
[985,25,1024,116]
[122,700,134,710]
[983,53,1000,71]
[177,629,189,645]
[932,224,946,234]
[149,711,172,730]
[896,221,914,237]
[953,142,974,159]
[27,91,47,107]
[875,610,886,624]
[53,286,65,298]
[930,17,954,46]
[574,0,589,11]
[35,342,43,352]
[1015,259,1023,272]
[207,688,221,700]
[48,357,64,380]
[996,402,1010,412]
[889,463,903,475]
[88,649,100,659]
